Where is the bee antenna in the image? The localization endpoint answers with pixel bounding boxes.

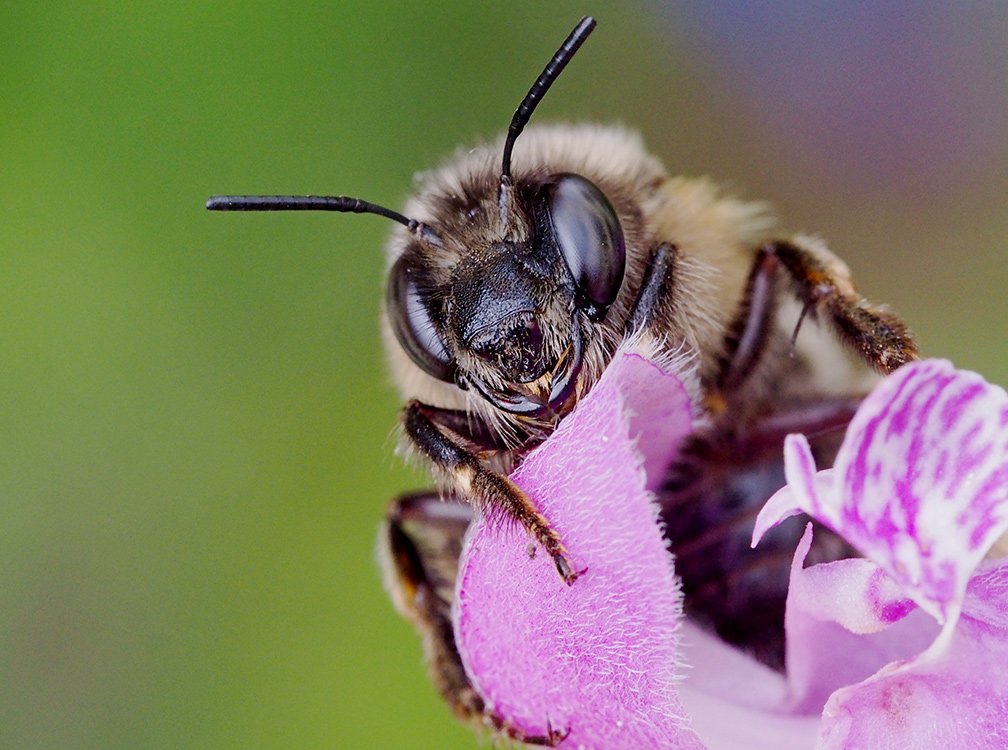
[205,195,443,246]
[499,16,596,185]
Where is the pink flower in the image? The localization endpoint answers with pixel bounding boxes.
[454,354,1008,748]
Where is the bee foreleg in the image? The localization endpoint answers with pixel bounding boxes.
[626,242,678,332]
[715,245,781,396]
[408,402,536,453]
[402,401,580,584]
[764,238,918,374]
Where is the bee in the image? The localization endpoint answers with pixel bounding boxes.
[208,16,916,746]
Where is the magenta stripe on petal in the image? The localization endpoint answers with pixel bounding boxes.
[757,360,1008,630]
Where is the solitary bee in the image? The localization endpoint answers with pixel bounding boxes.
[208,16,916,746]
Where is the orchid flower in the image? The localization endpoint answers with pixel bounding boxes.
[453,353,1008,749]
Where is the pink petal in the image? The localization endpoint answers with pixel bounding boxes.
[757,360,1008,627]
[816,560,1008,749]
[676,622,821,749]
[455,354,1008,748]
[454,352,702,748]
[781,525,938,714]
[751,444,834,547]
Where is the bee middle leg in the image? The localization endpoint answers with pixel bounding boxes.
[402,401,579,584]
[380,491,570,746]
[714,238,918,412]
[759,238,918,375]
[659,236,913,668]
[667,246,868,662]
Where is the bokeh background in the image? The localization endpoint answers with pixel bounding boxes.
[3,2,1006,748]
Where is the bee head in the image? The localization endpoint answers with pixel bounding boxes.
[206,17,611,420]
[387,168,624,418]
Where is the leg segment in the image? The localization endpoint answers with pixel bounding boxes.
[380,492,479,719]
[715,246,781,395]
[626,242,678,332]
[766,239,918,374]
[715,238,918,402]
[403,401,579,584]
[410,402,539,454]
[380,492,570,746]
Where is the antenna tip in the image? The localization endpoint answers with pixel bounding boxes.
[207,196,240,211]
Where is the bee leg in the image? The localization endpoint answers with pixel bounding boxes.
[763,238,918,374]
[381,492,572,746]
[403,401,579,584]
[483,712,571,747]
[626,241,678,331]
[379,492,482,722]
[407,402,539,453]
[714,245,781,397]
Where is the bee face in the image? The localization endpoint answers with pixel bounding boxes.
[386,170,626,419]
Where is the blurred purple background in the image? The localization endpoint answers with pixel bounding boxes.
[648,2,1008,380]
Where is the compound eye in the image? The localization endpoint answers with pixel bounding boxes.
[387,257,456,383]
[545,173,625,321]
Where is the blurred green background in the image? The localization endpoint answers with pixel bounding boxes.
[2,2,1006,748]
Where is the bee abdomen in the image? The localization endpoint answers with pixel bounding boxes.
[659,428,856,670]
